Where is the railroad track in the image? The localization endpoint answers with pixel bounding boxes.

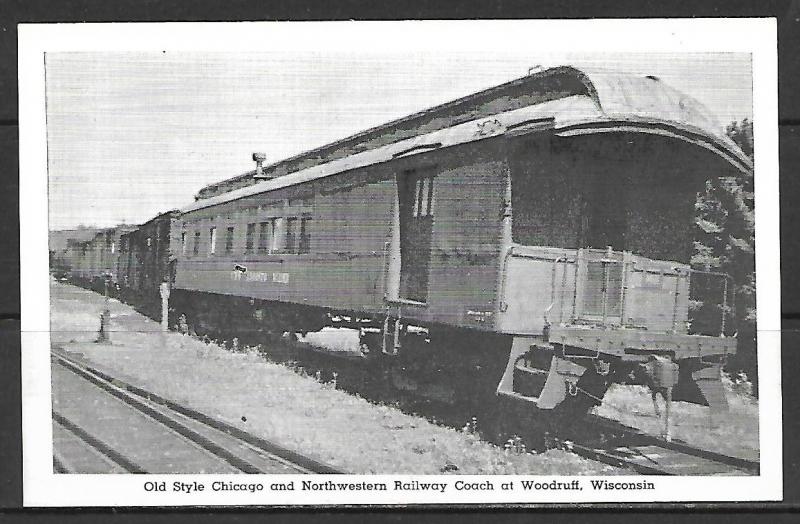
[220,335,762,477]
[51,348,343,475]
[564,414,760,476]
[51,339,757,477]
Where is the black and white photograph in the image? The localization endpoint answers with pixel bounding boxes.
[19,19,781,505]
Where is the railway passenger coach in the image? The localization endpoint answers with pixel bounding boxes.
[58,65,754,419]
[55,226,135,292]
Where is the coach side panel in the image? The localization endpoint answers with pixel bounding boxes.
[311,170,397,312]
[173,168,396,315]
[172,141,507,329]
[398,143,507,329]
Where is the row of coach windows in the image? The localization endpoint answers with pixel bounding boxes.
[182,213,312,257]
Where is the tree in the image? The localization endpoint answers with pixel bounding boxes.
[692,118,756,395]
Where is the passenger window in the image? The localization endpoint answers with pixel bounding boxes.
[245,223,256,253]
[411,174,435,217]
[225,226,235,254]
[258,221,272,254]
[286,217,297,254]
[272,218,287,253]
[299,214,312,254]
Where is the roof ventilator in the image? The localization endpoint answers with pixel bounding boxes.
[252,152,270,180]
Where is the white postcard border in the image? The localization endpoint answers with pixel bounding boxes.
[19,19,781,506]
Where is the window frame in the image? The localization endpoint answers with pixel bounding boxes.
[271,217,287,253]
[224,226,235,255]
[257,220,272,254]
[245,222,256,254]
[193,230,201,256]
[285,217,298,254]
[409,171,435,218]
[209,226,217,256]
[299,214,312,254]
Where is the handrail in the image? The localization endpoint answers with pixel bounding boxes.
[687,268,734,337]
[629,264,684,277]
[496,246,515,314]
[559,253,569,323]
[381,240,391,301]
[721,277,729,335]
[543,255,567,326]
[619,259,629,327]
[600,258,609,324]
[509,252,576,263]
[671,270,682,332]
[571,251,580,321]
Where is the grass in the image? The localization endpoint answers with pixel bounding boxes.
[50,281,620,475]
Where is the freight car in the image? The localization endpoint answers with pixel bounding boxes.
[161,65,751,417]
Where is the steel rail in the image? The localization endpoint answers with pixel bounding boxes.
[52,412,146,473]
[52,349,344,475]
[568,442,672,476]
[572,414,760,476]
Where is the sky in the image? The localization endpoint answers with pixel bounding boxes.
[45,50,752,230]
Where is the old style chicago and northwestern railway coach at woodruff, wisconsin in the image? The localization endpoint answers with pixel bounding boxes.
[50,65,753,422]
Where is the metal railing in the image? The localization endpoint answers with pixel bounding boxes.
[538,247,735,337]
[542,254,571,326]
[685,268,735,337]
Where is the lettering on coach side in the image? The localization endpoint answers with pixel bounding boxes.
[229,270,289,283]
[272,272,289,283]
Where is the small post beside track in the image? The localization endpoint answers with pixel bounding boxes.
[95,273,112,344]
[160,281,170,332]
[96,308,111,344]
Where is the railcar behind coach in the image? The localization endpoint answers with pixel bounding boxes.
[117,211,181,316]
[165,65,751,416]
[59,226,134,292]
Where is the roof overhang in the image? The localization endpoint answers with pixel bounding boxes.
[554,119,753,174]
[182,92,752,214]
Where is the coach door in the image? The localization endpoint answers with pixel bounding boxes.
[398,169,435,303]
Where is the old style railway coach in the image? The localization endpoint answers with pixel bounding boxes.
[167,65,751,416]
[62,226,135,292]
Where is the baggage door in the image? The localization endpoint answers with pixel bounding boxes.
[398,170,435,303]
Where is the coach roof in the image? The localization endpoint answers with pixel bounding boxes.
[183,65,751,214]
